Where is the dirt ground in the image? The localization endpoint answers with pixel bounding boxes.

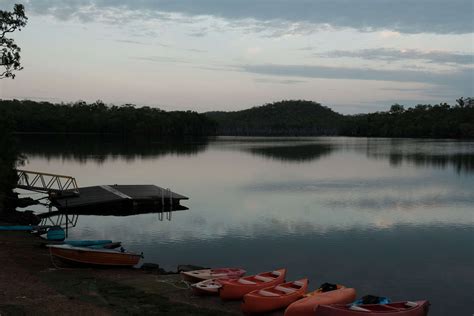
[0,230,249,315]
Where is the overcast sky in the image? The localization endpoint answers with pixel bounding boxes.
[0,0,472,113]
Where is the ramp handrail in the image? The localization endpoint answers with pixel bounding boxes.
[16,169,79,195]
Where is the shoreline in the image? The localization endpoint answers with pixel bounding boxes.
[0,228,248,315]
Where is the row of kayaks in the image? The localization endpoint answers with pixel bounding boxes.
[181,268,430,315]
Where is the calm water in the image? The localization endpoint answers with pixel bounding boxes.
[18,136,474,315]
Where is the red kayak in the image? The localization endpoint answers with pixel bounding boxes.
[219,269,286,300]
[242,279,308,314]
[315,301,430,316]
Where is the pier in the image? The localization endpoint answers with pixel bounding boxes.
[50,184,188,212]
[16,169,189,213]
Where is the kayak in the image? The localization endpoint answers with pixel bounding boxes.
[65,240,113,247]
[87,242,122,249]
[219,269,286,300]
[181,268,246,283]
[191,279,224,295]
[0,226,35,231]
[285,287,356,316]
[314,300,430,316]
[242,278,308,314]
[46,227,65,241]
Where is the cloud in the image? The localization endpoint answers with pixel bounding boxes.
[254,78,306,84]
[238,63,474,96]
[317,48,474,65]
[18,0,474,34]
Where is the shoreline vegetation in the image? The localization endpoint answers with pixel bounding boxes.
[1,98,473,139]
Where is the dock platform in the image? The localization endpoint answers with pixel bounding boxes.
[50,184,188,213]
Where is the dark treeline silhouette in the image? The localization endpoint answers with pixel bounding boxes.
[1,98,473,139]
[207,98,474,138]
[0,99,217,137]
[0,107,21,215]
[342,99,474,138]
[206,100,342,136]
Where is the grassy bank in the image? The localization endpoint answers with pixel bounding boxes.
[0,229,242,316]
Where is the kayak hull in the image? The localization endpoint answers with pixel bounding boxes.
[242,279,308,314]
[47,244,141,267]
[285,287,356,316]
[315,300,430,316]
[181,268,246,283]
[191,279,223,295]
[219,269,286,301]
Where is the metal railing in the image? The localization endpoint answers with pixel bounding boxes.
[16,169,80,195]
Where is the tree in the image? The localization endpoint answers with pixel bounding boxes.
[389,103,405,114]
[0,4,27,79]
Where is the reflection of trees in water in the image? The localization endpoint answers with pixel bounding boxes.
[17,135,209,164]
[247,143,334,162]
[366,150,474,174]
[386,153,474,174]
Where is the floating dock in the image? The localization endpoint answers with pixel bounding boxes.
[49,184,188,213]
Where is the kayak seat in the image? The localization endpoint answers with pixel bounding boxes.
[238,279,257,285]
[255,275,273,282]
[271,271,281,276]
[258,289,280,297]
[275,285,297,294]
[293,281,305,287]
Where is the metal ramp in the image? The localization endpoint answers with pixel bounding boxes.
[16,169,79,195]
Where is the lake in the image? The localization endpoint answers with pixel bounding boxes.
[17,136,474,315]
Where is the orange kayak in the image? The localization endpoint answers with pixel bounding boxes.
[242,279,308,314]
[219,269,286,300]
[285,287,357,316]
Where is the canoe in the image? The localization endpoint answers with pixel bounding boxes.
[315,301,430,316]
[219,269,286,300]
[285,287,356,316]
[64,240,113,247]
[47,244,142,267]
[181,268,246,283]
[242,278,308,314]
[191,279,224,295]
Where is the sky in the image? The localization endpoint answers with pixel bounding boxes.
[0,0,472,114]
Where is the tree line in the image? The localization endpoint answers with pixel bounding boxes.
[0,99,217,137]
[206,98,474,138]
[342,98,474,138]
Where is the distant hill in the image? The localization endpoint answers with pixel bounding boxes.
[206,100,343,136]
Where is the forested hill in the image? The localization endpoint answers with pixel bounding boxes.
[206,100,343,136]
[207,99,474,138]
[1,98,473,138]
[0,99,216,137]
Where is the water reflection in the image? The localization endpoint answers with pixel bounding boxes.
[246,143,334,162]
[17,134,209,164]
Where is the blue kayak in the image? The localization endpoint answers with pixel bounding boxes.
[0,226,36,231]
[65,240,113,247]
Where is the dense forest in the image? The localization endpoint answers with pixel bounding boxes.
[0,99,217,137]
[206,100,342,136]
[342,100,474,138]
[207,98,474,138]
[0,107,21,216]
[1,98,473,139]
